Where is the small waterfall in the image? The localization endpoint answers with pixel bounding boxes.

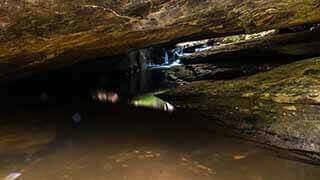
[146,48,181,69]
[164,50,169,65]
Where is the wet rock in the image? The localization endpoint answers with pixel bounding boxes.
[113,47,169,75]
[165,64,234,82]
[160,57,320,163]
[165,60,286,83]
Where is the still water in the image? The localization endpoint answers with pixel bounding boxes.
[1,62,320,180]
[0,103,320,180]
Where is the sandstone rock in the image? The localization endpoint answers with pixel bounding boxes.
[1,0,320,79]
[160,57,320,163]
[181,30,320,63]
[165,58,289,83]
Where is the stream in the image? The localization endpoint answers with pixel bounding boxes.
[1,104,320,180]
[0,60,320,180]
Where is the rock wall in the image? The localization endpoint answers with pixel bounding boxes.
[160,57,320,163]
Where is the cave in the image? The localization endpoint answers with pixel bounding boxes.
[1,1,320,180]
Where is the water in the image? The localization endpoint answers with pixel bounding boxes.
[1,54,320,180]
[146,48,182,69]
[0,104,320,180]
[195,46,213,52]
[131,93,174,112]
[164,50,169,65]
[147,60,181,69]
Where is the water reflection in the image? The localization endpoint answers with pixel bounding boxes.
[91,89,175,112]
[4,172,21,180]
[1,107,320,180]
[94,68,170,97]
[131,94,174,112]
[91,90,119,103]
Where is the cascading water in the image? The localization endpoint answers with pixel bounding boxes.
[164,50,169,65]
[147,48,182,69]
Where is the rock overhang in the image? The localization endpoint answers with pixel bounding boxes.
[0,0,320,79]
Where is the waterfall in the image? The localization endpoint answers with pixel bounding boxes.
[164,50,169,65]
[146,48,181,69]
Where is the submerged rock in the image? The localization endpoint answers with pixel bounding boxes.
[160,57,320,163]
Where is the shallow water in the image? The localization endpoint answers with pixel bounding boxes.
[0,103,320,180]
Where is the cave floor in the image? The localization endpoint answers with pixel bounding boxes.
[0,103,320,180]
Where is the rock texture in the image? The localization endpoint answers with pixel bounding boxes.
[165,57,293,83]
[160,57,320,163]
[1,0,320,79]
[181,30,320,63]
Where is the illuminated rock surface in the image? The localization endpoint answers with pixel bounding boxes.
[0,0,320,78]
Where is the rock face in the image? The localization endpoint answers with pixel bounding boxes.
[181,30,320,63]
[160,57,320,163]
[165,57,293,83]
[1,0,320,79]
